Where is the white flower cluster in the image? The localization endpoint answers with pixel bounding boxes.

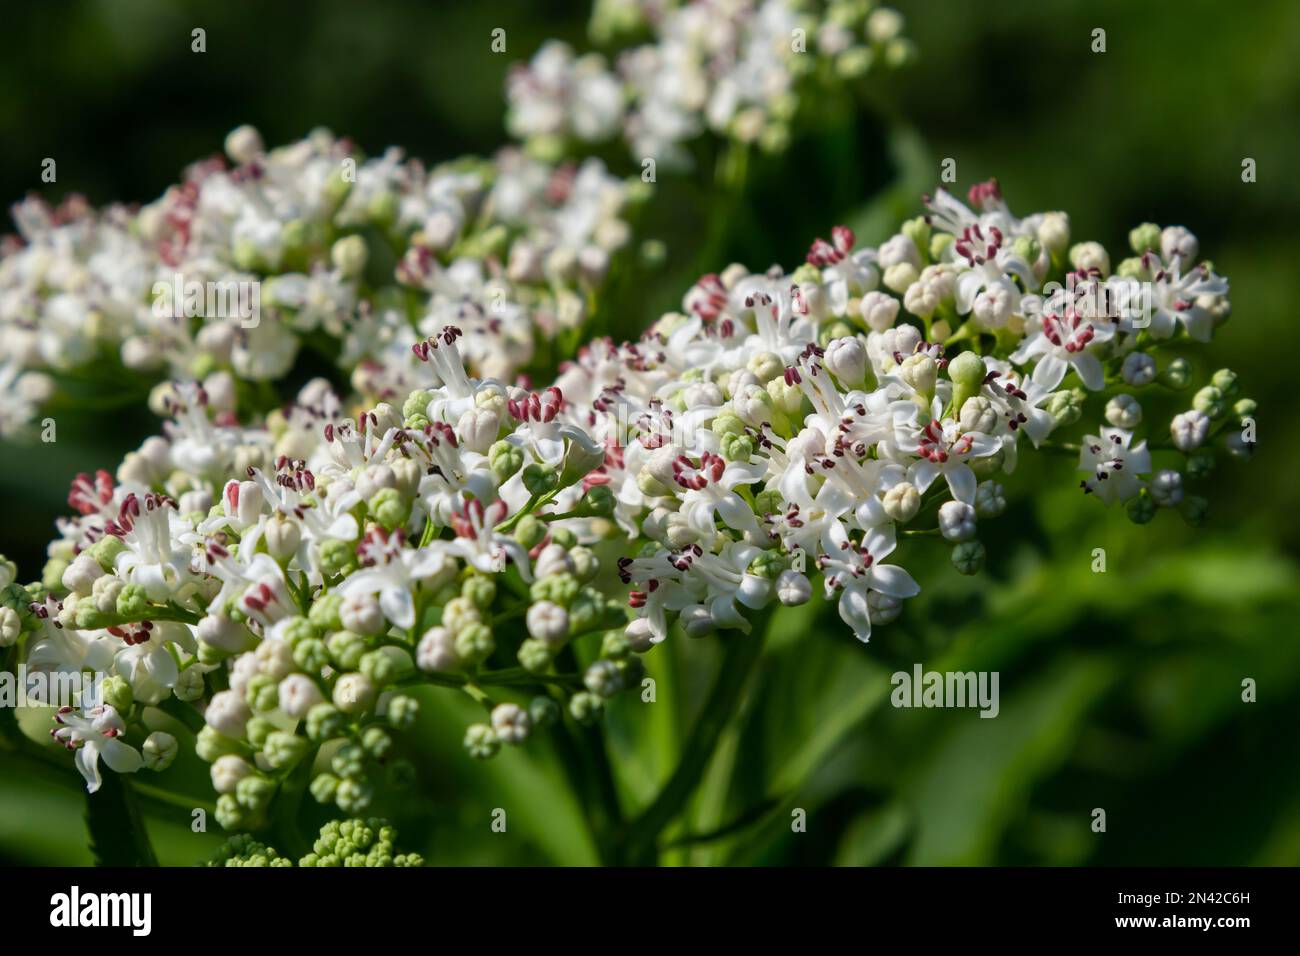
[0,177,1254,824]
[0,128,638,437]
[508,0,913,166]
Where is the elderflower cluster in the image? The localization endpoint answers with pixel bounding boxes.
[533,181,1252,645]
[0,178,1254,825]
[205,817,422,866]
[508,0,913,167]
[0,128,638,437]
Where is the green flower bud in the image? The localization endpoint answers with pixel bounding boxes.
[522,463,559,496]
[1185,452,1215,480]
[215,793,247,831]
[455,623,495,665]
[568,547,599,583]
[582,483,616,517]
[197,640,231,666]
[720,433,754,461]
[1012,235,1042,264]
[309,591,345,631]
[264,731,310,771]
[306,702,346,742]
[369,487,410,531]
[1234,398,1257,419]
[309,772,341,805]
[1129,222,1161,254]
[332,742,367,779]
[386,694,419,730]
[754,488,784,516]
[569,691,604,725]
[195,726,241,763]
[514,514,547,550]
[712,412,746,437]
[41,558,69,593]
[87,535,126,572]
[550,527,577,549]
[361,726,392,760]
[402,389,432,419]
[293,638,330,672]
[1160,357,1191,390]
[100,675,133,713]
[246,675,280,714]
[1047,389,1085,426]
[530,572,580,607]
[901,217,931,256]
[246,716,275,750]
[315,538,356,574]
[951,541,986,575]
[75,604,117,630]
[330,234,368,278]
[279,616,316,647]
[568,589,602,634]
[489,441,525,482]
[947,350,987,412]
[1210,368,1238,397]
[615,655,646,687]
[930,233,954,260]
[601,631,631,660]
[462,575,497,610]
[529,695,560,728]
[335,778,373,814]
[464,723,500,759]
[517,638,552,673]
[359,648,399,685]
[1192,386,1225,419]
[327,631,366,671]
[748,550,786,581]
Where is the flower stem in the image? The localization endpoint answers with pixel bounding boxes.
[621,625,766,863]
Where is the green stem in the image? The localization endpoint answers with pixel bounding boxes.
[622,626,766,863]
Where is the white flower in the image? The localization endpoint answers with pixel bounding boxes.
[818,528,920,643]
[1078,427,1151,504]
[52,704,143,793]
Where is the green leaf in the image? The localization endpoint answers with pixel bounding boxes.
[86,771,158,867]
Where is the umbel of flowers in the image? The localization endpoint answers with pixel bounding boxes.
[0,126,641,437]
[0,174,1254,838]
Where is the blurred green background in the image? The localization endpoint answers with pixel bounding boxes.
[2,0,1298,865]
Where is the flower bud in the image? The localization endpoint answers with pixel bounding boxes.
[951,540,986,575]
[776,570,811,606]
[1149,469,1184,507]
[859,291,900,332]
[882,482,921,522]
[340,593,385,635]
[824,337,868,386]
[333,673,376,714]
[1121,351,1156,387]
[974,480,1006,518]
[279,674,324,719]
[958,396,997,434]
[526,600,569,647]
[1170,410,1209,451]
[491,703,532,744]
[1105,394,1142,429]
[1128,222,1161,254]
[938,500,978,542]
[206,689,251,739]
[142,731,178,772]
